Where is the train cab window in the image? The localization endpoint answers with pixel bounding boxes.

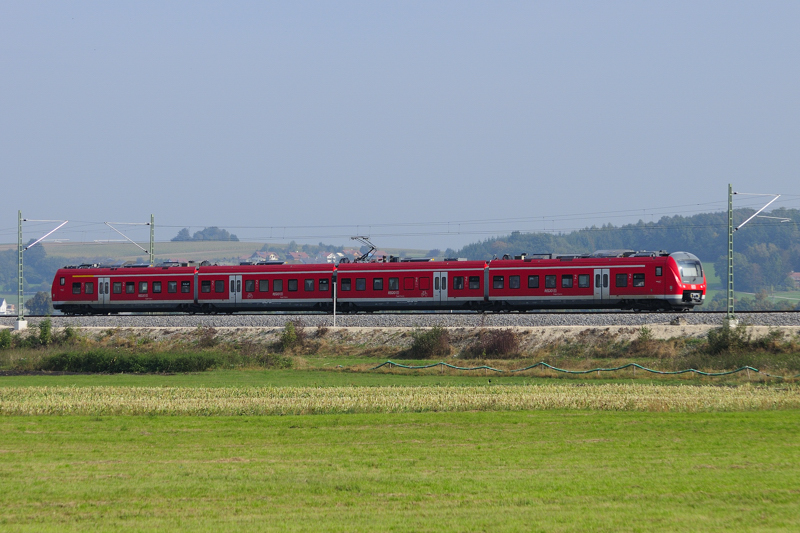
[420,277,430,290]
[319,279,330,292]
[245,280,255,292]
[545,275,556,288]
[578,274,590,288]
[259,280,269,292]
[389,277,399,290]
[201,280,212,293]
[72,282,81,294]
[288,279,298,292]
[469,276,480,290]
[633,274,645,287]
[168,281,177,293]
[85,282,94,294]
[139,282,148,294]
[153,281,162,293]
[561,275,573,288]
[60,277,65,286]
[126,282,135,294]
[181,281,191,293]
[304,279,314,291]
[528,275,539,288]
[373,278,384,291]
[404,277,415,290]
[655,267,662,276]
[493,276,504,289]
[509,275,520,289]
[215,280,225,293]
[453,276,464,290]
[113,282,122,294]
[273,279,283,292]
[340,278,351,291]
[616,274,628,287]
[356,278,366,291]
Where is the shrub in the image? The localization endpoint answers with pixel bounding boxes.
[39,350,220,373]
[38,319,52,347]
[60,326,78,345]
[194,326,219,348]
[0,329,11,349]
[705,322,751,355]
[279,321,306,351]
[405,326,451,359]
[464,329,520,359]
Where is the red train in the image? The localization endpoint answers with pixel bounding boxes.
[51,250,706,314]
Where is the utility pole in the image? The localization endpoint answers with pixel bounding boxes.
[149,214,155,266]
[726,185,734,320]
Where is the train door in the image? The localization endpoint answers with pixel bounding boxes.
[98,277,110,306]
[229,275,242,304]
[593,269,609,300]
[433,271,448,303]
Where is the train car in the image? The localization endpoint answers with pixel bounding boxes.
[335,260,487,312]
[486,251,705,311]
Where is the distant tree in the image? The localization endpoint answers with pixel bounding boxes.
[190,227,239,241]
[25,291,53,315]
[171,228,192,242]
[427,249,442,258]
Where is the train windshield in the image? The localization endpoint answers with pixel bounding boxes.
[677,260,703,283]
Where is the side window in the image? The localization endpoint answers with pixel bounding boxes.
[126,282,135,294]
[304,279,314,291]
[578,274,590,288]
[356,278,366,291]
[168,281,177,293]
[509,275,520,289]
[215,280,225,293]
[469,276,480,290]
[201,280,212,293]
[419,277,430,290]
[72,282,82,294]
[153,281,162,293]
[60,277,65,286]
[113,282,122,294]
[528,275,539,288]
[373,278,384,290]
[341,278,351,291]
[389,277,399,290]
[181,281,191,293]
[561,275,573,288]
[288,279,298,292]
[259,279,269,292]
[85,282,94,294]
[453,276,464,290]
[139,281,148,294]
[319,279,329,292]
[404,277,415,290]
[245,280,255,292]
[273,279,283,292]
[616,273,628,287]
[493,276,504,289]
[633,273,645,287]
[545,275,556,288]
[655,267,663,276]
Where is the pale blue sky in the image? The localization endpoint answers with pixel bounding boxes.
[2,1,799,250]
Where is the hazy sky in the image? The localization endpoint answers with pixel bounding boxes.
[2,1,799,251]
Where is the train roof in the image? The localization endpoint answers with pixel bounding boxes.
[337,260,487,271]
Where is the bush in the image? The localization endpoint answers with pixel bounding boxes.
[705,322,752,355]
[405,326,451,359]
[194,326,219,348]
[279,321,306,351]
[464,329,520,359]
[38,319,52,347]
[39,350,221,373]
[0,329,11,349]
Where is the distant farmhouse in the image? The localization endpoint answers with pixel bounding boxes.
[790,272,800,288]
[0,299,15,315]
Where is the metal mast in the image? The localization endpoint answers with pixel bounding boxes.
[726,184,734,319]
[17,210,24,327]
[149,214,155,266]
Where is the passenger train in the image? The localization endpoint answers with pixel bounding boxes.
[51,250,706,314]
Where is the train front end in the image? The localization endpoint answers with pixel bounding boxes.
[666,252,706,310]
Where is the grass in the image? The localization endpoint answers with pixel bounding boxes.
[1,411,798,531]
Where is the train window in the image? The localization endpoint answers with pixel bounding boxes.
[389,278,399,290]
[113,282,122,294]
[509,275,520,289]
[374,278,384,291]
[72,282,81,294]
[319,279,329,292]
[273,279,283,292]
[181,281,191,293]
[168,281,177,293]
[493,276,504,289]
[469,276,480,290]
[259,280,269,292]
[245,280,255,292]
[453,276,464,290]
[356,278,366,291]
[561,275,573,288]
[578,274,590,288]
[288,279,298,292]
[60,277,65,286]
[126,282,135,294]
[434,277,439,290]
[139,282,148,294]
[201,280,211,293]
[304,279,314,291]
[603,274,608,288]
[152,281,162,293]
[655,267,662,276]
[85,282,94,294]
[633,274,645,287]
[404,277,415,290]
[420,277,430,290]
[545,275,556,288]
[528,275,539,288]
[214,280,224,293]
[340,278,351,291]
[616,274,628,287]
